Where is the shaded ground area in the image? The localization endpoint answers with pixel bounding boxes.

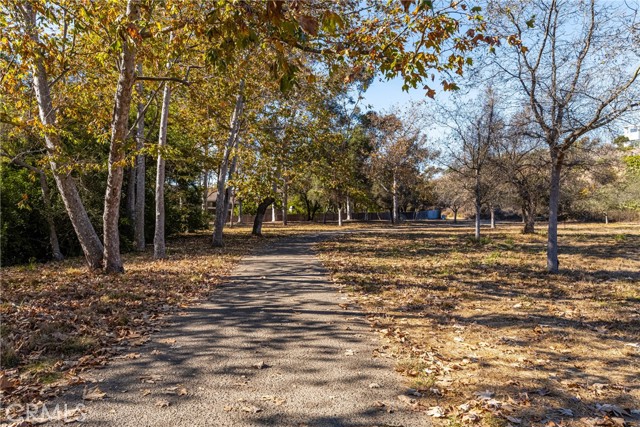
[0,230,258,412]
[8,234,425,426]
[318,222,640,427]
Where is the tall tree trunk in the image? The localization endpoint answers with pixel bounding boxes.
[237,199,243,223]
[338,205,343,227]
[213,81,244,247]
[474,170,481,240]
[323,207,327,224]
[252,197,275,236]
[202,170,209,211]
[126,166,136,223]
[453,208,458,224]
[282,179,288,226]
[271,204,276,222]
[392,171,398,224]
[547,154,563,273]
[153,82,171,259]
[223,155,238,228]
[346,195,352,221]
[490,204,496,229]
[474,200,481,240]
[103,0,141,273]
[21,4,103,269]
[134,63,146,251]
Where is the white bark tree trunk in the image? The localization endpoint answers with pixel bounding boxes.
[392,171,398,225]
[134,63,146,251]
[103,0,141,273]
[346,195,352,221]
[338,205,343,227]
[224,155,238,228]
[20,4,103,269]
[212,80,244,247]
[153,82,171,259]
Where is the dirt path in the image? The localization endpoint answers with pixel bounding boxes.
[45,235,427,427]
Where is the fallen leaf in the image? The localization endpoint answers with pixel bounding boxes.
[155,399,170,408]
[369,383,381,389]
[397,395,416,405]
[427,406,446,418]
[83,386,107,401]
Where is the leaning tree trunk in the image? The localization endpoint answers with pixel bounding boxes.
[212,81,244,247]
[103,0,141,273]
[22,4,103,269]
[134,63,146,251]
[252,197,275,236]
[547,153,563,273]
[153,81,171,259]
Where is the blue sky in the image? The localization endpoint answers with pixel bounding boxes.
[360,76,425,113]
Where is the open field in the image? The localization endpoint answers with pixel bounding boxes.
[318,222,640,427]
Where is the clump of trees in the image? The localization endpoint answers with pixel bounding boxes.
[1,0,489,268]
[1,0,638,277]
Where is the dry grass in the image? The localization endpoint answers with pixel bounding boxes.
[318,222,640,427]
